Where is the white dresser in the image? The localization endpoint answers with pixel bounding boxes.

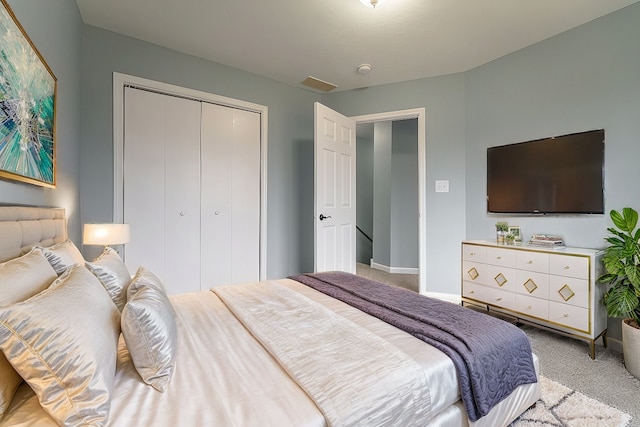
[461,240,607,359]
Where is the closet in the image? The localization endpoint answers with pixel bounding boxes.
[122,86,261,294]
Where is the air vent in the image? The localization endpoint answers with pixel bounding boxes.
[301,76,337,92]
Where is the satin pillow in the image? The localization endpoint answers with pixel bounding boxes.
[86,247,132,311]
[39,239,85,275]
[0,265,121,426]
[0,248,58,418]
[126,265,167,297]
[122,267,177,392]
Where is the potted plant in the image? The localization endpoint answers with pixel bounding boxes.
[598,207,640,379]
[495,222,509,244]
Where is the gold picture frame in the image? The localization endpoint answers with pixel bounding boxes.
[0,0,57,187]
[508,226,522,242]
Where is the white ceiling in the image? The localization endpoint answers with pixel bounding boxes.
[75,0,639,93]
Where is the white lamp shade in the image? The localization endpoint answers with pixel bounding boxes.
[83,224,130,246]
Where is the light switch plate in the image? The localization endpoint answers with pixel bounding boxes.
[435,180,449,193]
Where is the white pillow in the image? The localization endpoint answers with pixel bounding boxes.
[0,265,121,425]
[39,239,85,274]
[86,247,132,311]
[0,248,58,418]
[122,267,177,392]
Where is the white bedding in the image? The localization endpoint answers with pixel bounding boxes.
[1,279,539,427]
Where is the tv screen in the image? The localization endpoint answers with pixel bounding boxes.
[487,130,604,214]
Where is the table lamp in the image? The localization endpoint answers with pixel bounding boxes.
[83,223,130,248]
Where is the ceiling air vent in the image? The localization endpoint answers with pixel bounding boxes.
[301,76,337,92]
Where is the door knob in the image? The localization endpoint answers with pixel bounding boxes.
[319,214,332,221]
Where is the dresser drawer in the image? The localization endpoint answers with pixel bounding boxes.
[516,293,549,321]
[486,247,516,267]
[549,275,588,308]
[516,250,549,273]
[549,301,589,332]
[462,244,486,263]
[515,269,549,299]
[486,265,516,292]
[485,287,516,311]
[462,261,485,285]
[462,281,486,302]
[549,254,589,279]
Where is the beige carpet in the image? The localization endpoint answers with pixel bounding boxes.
[511,376,631,426]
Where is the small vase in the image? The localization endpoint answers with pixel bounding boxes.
[496,231,505,244]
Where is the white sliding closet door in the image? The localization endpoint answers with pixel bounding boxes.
[123,87,202,294]
[122,86,261,294]
[201,103,260,287]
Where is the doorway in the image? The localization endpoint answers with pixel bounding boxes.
[351,108,426,295]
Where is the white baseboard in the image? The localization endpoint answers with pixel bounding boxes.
[424,292,461,305]
[370,261,419,275]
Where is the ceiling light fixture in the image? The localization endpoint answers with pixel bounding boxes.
[360,0,385,8]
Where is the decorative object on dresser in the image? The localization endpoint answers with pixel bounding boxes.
[461,240,606,359]
[528,234,565,248]
[0,0,57,188]
[597,207,640,380]
[495,222,509,244]
[508,226,522,243]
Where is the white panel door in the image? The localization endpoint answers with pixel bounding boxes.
[123,87,201,294]
[201,103,260,287]
[314,102,356,273]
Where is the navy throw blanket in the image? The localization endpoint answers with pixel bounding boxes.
[290,272,537,422]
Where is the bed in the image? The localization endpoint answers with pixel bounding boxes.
[0,206,540,427]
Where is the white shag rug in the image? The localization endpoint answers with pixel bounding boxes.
[511,376,632,427]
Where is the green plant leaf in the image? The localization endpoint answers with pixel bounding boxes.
[604,284,640,318]
[611,208,638,233]
[601,207,640,320]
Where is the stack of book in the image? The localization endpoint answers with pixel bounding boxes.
[528,234,565,248]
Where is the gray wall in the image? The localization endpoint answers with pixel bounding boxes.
[1,0,82,241]
[79,26,320,278]
[465,3,640,249]
[372,122,392,267]
[464,3,640,341]
[322,74,467,296]
[390,119,418,269]
[356,123,374,264]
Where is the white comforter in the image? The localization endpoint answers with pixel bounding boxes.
[213,281,431,426]
[2,279,537,427]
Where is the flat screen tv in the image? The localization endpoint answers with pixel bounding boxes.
[487,129,604,214]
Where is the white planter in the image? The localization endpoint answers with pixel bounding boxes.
[622,318,640,379]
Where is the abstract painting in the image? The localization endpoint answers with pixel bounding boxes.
[0,0,56,187]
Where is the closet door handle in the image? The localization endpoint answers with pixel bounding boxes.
[319,214,332,221]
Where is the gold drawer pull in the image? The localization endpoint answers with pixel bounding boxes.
[527,260,533,264]
[469,291,475,294]
[496,297,503,301]
[496,256,502,259]
[563,313,569,318]
[564,266,570,270]
[470,252,476,256]
[527,305,532,309]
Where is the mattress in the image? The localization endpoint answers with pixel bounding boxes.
[1,279,539,426]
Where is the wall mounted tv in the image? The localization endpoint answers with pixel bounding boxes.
[487,129,604,214]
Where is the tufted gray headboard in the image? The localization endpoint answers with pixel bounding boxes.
[0,206,67,263]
